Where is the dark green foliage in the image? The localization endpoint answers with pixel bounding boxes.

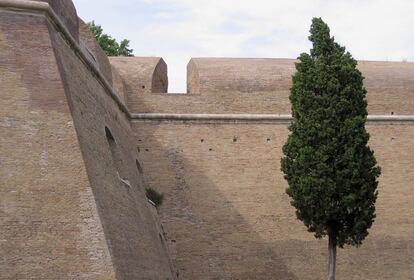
[281,18,381,248]
[87,21,133,57]
[117,39,133,56]
[145,187,164,208]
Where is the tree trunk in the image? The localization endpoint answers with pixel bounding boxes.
[327,225,336,280]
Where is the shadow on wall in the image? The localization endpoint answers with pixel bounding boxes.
[108,31,414,280]
[49,15,177,278]
[119,59,414,279]
[131,116,414,280]
[108,57,304,278]
[130,102,302,279]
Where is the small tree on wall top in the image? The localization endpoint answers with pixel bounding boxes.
[87,21,133,57]
[280,18,381,280]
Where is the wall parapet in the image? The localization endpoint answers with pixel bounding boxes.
[0,0,49,11]
[3,1,413,120]
[0,0,131,117]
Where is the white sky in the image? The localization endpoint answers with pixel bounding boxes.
[73,0,414,92]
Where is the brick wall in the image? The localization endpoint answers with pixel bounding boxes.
[112,58,414,116]
[0,3,176,279]
[2,0,414,279]
[131,120,414,279]
[0,10,115,279]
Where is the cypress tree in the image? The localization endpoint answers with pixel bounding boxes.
[281,18,381,280]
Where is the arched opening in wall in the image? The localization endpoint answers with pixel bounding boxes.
[105,126,128,181]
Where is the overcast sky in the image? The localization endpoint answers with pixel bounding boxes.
[73,0,414,92]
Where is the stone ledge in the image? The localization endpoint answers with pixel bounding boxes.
[130,113,414,122]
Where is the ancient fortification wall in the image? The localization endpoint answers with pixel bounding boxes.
[114,58,414,115]
[0,1,175,279]
[112,56,414,279]
[130,121,414,280]
[1,0,414,279]
[0,4,115,278]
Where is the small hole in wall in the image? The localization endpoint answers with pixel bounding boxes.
[136,159,145,188]
[105,127,115,143]
[201,139,204,143]
[267,138,271,142]
[391,112,394,115]
[142,85,145,89]
[233,137,237,142]
[145,148,149,152]
[146,187,164,207]
[138,139,142,142]
[209,148,213,151]
[136,160,143,174]
[137,147,140,153]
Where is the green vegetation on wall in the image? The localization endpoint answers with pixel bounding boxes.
[146,187,164,208]
[87,21,133,57]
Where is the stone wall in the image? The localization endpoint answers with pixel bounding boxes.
[113,58,414,115]
[131,120,414,279]
[118,55,414,279]
[0,1,176,279]
[1,0,414,279]
[0,7,115,279]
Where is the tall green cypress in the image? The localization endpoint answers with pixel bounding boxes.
[281,18,381,280]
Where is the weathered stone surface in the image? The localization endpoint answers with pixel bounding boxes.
[0,9,115,279]
[187,58,296,94]
[0,3,175,280]
[1,0,414,279]
[111,64,127,105]
[109,57,168,110]
[187,58,414,103]
[132,120,414,280]
[34,0,79,41]
[109,57,168,93]
[113,58,414,115]
[78,17,113,85]
[50,25,176,280]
